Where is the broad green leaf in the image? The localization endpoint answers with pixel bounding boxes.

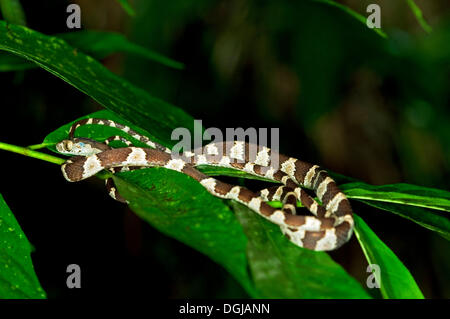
[358,200,450,241]
[45,111,254,297]
[0,21,193,146]
[114,170,371,299]
[341,182,450,212]
[115,0,135,16]
[354,214,424,299]
[0,194,46,299]
[341,182,450,240]
[0,30,184,72]
[113,169,258,297]
[232,202,371,298]
[0,0,26,26]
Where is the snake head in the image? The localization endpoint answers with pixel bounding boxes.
[56,138,108,156]
[56,139,74,154]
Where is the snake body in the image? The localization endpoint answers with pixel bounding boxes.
[57,118,354,251]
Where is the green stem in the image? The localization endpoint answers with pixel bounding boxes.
[0,141,112,180]
[0,141,65,165]
[27,142,55,150]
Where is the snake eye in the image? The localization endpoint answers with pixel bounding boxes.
[64,140,73,151]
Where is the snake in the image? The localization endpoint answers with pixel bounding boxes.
[56,118,354,251]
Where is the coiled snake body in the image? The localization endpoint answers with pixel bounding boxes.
[56,118,354,251]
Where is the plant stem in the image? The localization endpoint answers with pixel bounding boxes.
[0,141,65,165]
[0,141,112,180]
[27,142,55,150]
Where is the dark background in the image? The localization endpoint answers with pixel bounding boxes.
[0,0,449,298]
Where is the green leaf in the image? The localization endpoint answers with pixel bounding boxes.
[0,0,26,26]
[0,194,46,299]
[0,30,184,72]
[115,0,135,16]
[113,169,258,297]
[232,202,371,298]
[0,21,192,145]
[340,182,450,212]
[44,110,171,153]
[59,31,184,69]
[341,182,450,240]
[353,214,424,299]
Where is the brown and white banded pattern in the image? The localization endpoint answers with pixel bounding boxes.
[69,118,171,154]
[58,118,355,251]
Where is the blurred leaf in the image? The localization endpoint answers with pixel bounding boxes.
[0,194,46,299]
[354,214,424,299]
[405,0,432,33]
[0,51,30,71]
[262,1,389,128]
[0,0,26,26]
[232,202,370,298]
[312,0,386,38]
[0,21,193,147]
[124,0,212,100]
[0,30,184,72]
[115,0,135,16]
[58,31,184,69]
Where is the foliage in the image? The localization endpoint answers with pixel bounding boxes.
[0,0,448,299]
[0,194,45,299]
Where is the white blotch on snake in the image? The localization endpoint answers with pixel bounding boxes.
[164,159,186,172]
[317,177,333,201]
[304,165,319,188]
[326,192,347,212]
[280,157,298,179]
[230,142,244,161]
[315,229,337,251]
[254,147,270,166]
[125,148,148,166]
[264,167,276,179]
[82,155,103,179]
